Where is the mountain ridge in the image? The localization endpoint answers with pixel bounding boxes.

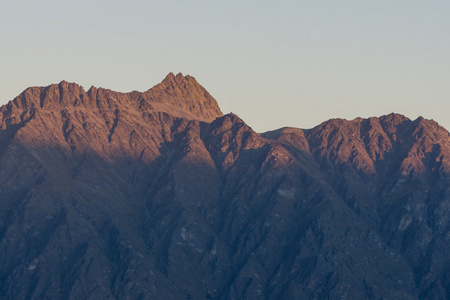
[2,72,221,124]
[0,74,449,299]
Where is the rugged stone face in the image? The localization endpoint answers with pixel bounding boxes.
[0,74,449,299]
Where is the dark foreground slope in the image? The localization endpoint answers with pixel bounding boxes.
[0,74,449,299]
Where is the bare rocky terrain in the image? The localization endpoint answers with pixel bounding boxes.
[0,73,449,299]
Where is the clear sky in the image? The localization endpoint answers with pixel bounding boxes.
[1,0,449,132]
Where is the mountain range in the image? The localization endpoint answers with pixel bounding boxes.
[0,73,449,299]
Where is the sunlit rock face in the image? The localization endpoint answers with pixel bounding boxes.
[0,74,449,299]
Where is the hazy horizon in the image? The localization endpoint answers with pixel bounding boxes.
[2,0,449,132]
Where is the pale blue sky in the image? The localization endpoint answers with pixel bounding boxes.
[1,1,449,132]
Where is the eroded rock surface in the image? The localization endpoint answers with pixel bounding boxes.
[0,74,449,299]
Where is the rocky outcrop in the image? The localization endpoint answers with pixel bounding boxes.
[0,75,448,299]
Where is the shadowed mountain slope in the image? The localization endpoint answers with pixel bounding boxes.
[0,74,449,299]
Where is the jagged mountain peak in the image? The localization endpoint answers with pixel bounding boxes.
[161,72,194,83]
[379,112,410,124]
[142,72,222,122]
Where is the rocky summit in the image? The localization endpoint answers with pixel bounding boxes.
[0,73,449,299]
